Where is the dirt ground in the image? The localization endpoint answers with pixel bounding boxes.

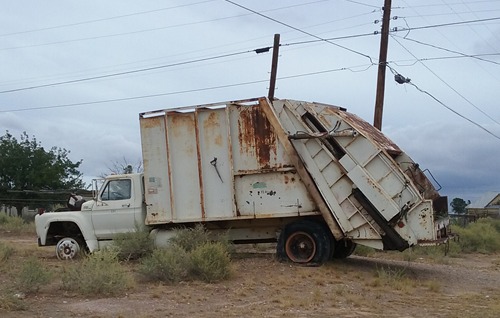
[1,234,500,318]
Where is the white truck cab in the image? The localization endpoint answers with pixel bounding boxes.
[35,173,145,259]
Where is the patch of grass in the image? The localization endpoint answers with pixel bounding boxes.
[353,244,376,257]
[454,218,500,254]
[0,214,34,235]
[61,249,134,296]
[0,241,15,264]
[0,289,26,311]
[189,242,231,283]
[112,229,154,261]
[140,245,189,283]
[374,265,416,292]
[16,257,52,294]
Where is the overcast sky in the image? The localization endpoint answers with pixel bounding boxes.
[1,0,499,205]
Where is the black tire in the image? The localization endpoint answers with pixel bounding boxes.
[332,238,356,259]
[277,220,331,264]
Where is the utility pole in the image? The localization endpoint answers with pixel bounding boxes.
[268,34,280,100]
[373,0,392,130]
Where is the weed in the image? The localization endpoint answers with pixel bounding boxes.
[454,218,500,253]
[0,241,15,264]
[112,229,154,260]
[170,224,212,252]
[140,245,189,283]
[0,215,34,235]
[0,289,26,311]
[61,249,134,296]
[426,280,441,293]
[189,242,231,283]
[353,245,376,257]
[16,257,52,294]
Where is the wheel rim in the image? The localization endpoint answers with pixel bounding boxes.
[285,231,316,263]
[56,238,80,260]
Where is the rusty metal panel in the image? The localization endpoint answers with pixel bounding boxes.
[140,115,172,224]
[229,103,291,173]
[166,112,202,221]
[196,108,234,219]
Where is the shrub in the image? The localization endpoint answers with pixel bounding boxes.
[140,245,189,283]
[454,218,500,253]
[189,242,231,283]
[140,226,232,284]
[61,250,134,296]
[0,215,34,235]
[16,257,52,294]
[112,229,154,260]
[169,224,212,252]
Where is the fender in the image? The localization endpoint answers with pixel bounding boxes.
[35,210,99,252]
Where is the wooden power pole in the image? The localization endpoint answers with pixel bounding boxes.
[268,34,280,100]
[373,0,392,130]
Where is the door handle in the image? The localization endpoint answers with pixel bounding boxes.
[122,204,130,208]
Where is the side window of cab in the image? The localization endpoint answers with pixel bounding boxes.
[101,179,131,201]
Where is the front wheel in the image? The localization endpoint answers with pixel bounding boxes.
[55,237,81,260]
[277,220,331,264]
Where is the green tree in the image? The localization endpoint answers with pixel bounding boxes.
[0,131,84,216]
[450,197,470,215]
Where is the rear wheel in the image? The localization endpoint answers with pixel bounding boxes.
[277,220,331,264]
[55,237,81,260]
[332,239,356,259]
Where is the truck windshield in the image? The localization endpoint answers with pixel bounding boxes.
[100,179,131,201]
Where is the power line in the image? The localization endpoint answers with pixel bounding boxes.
[394,35,500,66]
[407,81,500,141]
[402,16,500,32]
[0,0,335,52]
[0,1,217,37]
[0,49,260,94]
[390,36,500,128]
[0,64,374,113]
[223,0,375,64]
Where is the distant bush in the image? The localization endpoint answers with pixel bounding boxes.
[61,250,134,296]
[0,214,34,235]
[140,245,189,283]
[17,257,52,294]
[112,229,154,261]
[454,218,500,253]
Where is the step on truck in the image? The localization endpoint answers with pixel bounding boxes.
[35,97,450,263]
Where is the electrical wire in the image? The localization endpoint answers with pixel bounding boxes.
[394,35,500,66]
[407,81,500,141]
[223,0,375,64]
[0,1,217,37]
[0,49,260,94]
[0,63,375,113]
[391,35,500,127]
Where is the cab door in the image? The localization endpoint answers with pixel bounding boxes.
[91,178,138,240]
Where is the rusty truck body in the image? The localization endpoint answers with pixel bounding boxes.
[35,97,449,263]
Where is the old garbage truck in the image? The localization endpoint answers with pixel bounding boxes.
[35,97,449,263]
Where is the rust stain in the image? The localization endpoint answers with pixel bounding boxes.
[140,116,162,129]
[237,105,277,169]
[203,111,223,146]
